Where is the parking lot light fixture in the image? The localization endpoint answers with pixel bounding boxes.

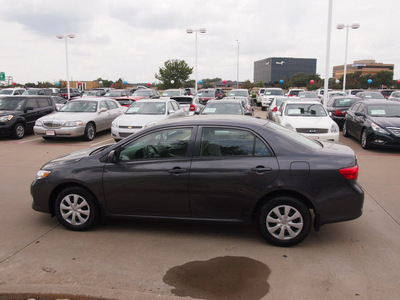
[186,28,206,94]
[56,34,75,99]
[337,24,359,92]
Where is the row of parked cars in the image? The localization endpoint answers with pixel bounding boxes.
[256,87,400,149]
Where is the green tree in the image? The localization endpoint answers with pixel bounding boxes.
[242,80,254,90]
[94,78,114,88]
[155,59,193,89]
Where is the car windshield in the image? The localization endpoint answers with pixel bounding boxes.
[125,102,166,115]
[83,91,100,96]
[286,103,327,116]
[264,90,283,96]
[163,90,181,97]
[59,101,97,112]
[202,103,242,115]
[105,91,124,97]
[299,92,318,98]
[333,98,359,107]
[23,90,39,95]
[229,90,248,97]
[364,93,385,99]
[367,104,400,117]
[197,90,215,97]
[0,89,13,95]
[0,98,26,110]
[132,90,152,96]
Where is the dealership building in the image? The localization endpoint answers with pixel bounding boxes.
[254,57,317,85]
[332,59,394,79]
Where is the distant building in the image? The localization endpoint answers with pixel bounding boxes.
[332,59,394,79]
[254,57,317,85]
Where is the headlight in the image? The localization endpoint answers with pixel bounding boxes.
[371,122,389,134]
[63,121,84,127]
[330,123,339,133]
[35,120,43,126]
[36,170,51,179]
[112,121,118,128]
[0,115,13,122]
[145,121,157,128]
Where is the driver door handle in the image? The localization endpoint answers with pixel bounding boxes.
[168,167,187,174]
[251,166,272,173]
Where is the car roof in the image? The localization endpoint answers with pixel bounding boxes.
[285,99,321,104]
[362,100,400,106]
[135,98,170,102]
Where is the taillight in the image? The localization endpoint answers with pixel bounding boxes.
[189,104,196,111]
[339,165,359,180]
[334,109,343,116]
[272,106,278,112]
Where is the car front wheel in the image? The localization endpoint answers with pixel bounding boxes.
[13,123,25,139]
[83,123,96,141]
[360,129,370,149]
[258,196,311,247]
[342,121,350,137]
[55,187,99,231]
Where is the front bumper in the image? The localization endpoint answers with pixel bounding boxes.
[34,125,86,138]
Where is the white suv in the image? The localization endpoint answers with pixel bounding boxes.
[261,88,284,111]
[256,88,266,106]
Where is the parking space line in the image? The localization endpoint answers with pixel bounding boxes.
[90,138,115,147]
[18,137,43,143]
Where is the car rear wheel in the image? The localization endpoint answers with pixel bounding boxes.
[258,196,311,247]
[342,121,350,137]
[361,129,370,149]
[55,187,99,231]
[13,123,25,139]
[83,123,96,141]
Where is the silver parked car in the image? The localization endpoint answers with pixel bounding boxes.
[34,97,125,141]
[111,98,187,141]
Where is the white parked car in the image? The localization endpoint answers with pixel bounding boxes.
[256,88,266,106]
[266,96,289,120]
[261,88,284,111]
[34,97,126,141]
[111,98,186,141]
[274,100,339,142]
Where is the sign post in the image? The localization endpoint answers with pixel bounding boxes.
[0,72,5,81]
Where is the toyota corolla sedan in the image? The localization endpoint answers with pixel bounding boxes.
[275,100,339,142]
[34,97,125,141]
[111,98,186,141]
[31,115,364,247]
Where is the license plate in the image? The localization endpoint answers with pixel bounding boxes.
[46,130,56,136]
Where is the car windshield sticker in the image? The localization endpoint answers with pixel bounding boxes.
[370,109,386,115]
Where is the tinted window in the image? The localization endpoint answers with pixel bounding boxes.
[200,127,271,157]
[26,99,39,109]
[106,100,118,109]
[333,98,359,107]
[37,98,51,108]
[119,128,193,160]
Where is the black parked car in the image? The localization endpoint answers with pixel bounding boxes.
[31,115,364,247]
[60,88,82,99]
[0,96,56,139]
[326,96,361,129]
[343,100,400,149]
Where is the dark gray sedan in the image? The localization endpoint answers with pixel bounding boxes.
[31,115,364,246]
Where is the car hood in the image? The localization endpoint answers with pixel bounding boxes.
[38,111,98,122]
[114,114,168,126]
[284,116,334,128]
[0,110,22,116]
[370,116,400,128]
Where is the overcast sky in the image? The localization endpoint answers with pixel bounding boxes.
[0,0,397,85]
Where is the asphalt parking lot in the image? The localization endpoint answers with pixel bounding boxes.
[0,107,399,300]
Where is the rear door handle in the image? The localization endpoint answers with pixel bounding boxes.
[168,167,187,174]
[251,166,272,173]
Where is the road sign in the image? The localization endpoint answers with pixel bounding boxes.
[0,72,5,81]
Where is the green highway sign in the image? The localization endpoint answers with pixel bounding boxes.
[0,72,5,81]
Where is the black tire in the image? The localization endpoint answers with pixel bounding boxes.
[258,196,311,247]
[55,186,99,231]
[13,123,25,139]
[261,107,266,111]
[83,123,96,141]
[342,121,350,137]
[360,129,370,149]
[42,136,53,140]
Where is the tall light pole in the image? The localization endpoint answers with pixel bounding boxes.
[337,23,359,92]
[323,0,333,108]
[236,40,240,89]
[56,34,75,100]
[186,28,206,94]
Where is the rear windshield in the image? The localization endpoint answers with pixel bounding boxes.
[172,97,192,105]
[286,103,327,116]
[333,98,359,107]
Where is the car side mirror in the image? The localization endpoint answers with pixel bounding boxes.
[100,107,107,113]
[168,109,175,114]
[107,149,120,163]
[24,106,34,113]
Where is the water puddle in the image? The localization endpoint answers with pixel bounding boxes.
[163,256,270,299]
